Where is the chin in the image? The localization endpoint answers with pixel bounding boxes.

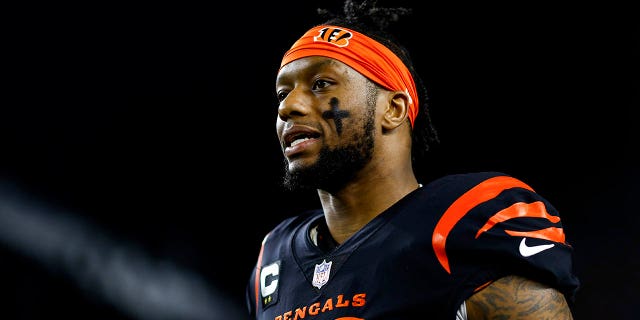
[286,157,316,172]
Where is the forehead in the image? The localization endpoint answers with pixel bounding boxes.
[276,56,357,83]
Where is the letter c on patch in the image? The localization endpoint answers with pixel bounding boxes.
[260,262,280,297]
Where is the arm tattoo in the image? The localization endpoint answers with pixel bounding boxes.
[465,275,573,320]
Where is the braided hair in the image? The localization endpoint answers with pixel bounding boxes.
[316,0,440,175]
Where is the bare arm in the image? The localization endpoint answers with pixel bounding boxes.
[465,275,573,320]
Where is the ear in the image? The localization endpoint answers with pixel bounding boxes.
[381,90,410,130]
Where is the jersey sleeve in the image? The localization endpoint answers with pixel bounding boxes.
[245,266,257,317]
[245,231,272,318]
[433,173,580,304]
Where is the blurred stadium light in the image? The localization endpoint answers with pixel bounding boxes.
[0,181,249,320]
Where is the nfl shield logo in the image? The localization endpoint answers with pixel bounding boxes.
[312,259,332,289]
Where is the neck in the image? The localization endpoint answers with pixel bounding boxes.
[317,171,420,244]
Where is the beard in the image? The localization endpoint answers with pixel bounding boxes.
[282,111,375,193]
[282,80,380,193]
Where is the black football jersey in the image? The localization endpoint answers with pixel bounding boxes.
[246,172,580,319]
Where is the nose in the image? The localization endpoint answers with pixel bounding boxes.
[277,87,311,122]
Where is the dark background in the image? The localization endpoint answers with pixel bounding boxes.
[2,1,637,319]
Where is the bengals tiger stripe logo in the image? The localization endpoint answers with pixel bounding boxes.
[314,27,353,47]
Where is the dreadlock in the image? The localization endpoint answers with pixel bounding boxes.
[316,0,440,176]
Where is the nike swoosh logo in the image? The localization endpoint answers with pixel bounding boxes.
[519,237,555,257]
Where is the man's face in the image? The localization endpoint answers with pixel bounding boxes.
[275,56,379,192]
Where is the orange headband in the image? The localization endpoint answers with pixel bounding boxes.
[280,25,419,127]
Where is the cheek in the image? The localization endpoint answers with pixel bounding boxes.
[321,97,354,136]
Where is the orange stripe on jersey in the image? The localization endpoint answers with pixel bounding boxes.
[505,227,566,243]
[254,233,270,311]
[475,201,560,238]
[432,176,534,274]
[473,280,494,292]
